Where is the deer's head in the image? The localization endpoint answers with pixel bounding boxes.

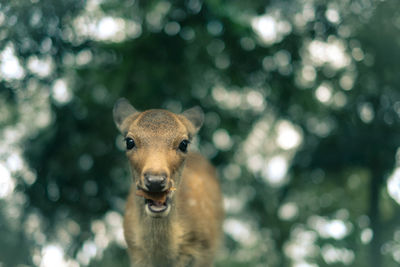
[113,98,203,218]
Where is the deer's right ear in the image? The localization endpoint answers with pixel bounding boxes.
[181,106,204,135]
[113,98,137,133]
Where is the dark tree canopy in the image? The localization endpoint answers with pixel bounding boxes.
[0,0,400,266]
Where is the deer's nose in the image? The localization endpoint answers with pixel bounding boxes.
[144,172,167,192]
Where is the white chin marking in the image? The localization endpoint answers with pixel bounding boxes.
[145,203,171,218]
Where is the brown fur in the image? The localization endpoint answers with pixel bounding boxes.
[113,99,223,267]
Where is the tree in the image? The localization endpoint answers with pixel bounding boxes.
[0,0,399,266]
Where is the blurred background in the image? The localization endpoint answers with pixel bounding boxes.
[1,0,400,266]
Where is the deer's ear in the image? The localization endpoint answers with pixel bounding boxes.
[181,106,204,134]
[113,98,137,133]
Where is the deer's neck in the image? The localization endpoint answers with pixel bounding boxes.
[139,206,179,263]
[144,216,172,243]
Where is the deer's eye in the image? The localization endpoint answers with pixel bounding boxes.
[126,137,136,150]
[178,140,190,153]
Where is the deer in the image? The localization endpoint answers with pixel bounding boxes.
[112,98,224,267]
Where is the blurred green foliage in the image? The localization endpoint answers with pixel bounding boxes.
[0,0,400,266]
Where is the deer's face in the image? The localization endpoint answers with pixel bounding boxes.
[113,99,203,218]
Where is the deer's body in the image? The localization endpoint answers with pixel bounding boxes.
[124,152,222,266]
[113,99,223,267]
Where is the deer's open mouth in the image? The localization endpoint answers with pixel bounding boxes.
[145,197,169,213]
[136,187,175,217]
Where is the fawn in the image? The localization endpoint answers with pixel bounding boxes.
[113,98,223,267]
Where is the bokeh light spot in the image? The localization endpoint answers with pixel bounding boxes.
[0,44,25,80]
[388,167,400,204]
[0,164,14,199]
[263,155,288,186]
[52,79,72,105]
[212,128,233,151]
[276,120,303,150]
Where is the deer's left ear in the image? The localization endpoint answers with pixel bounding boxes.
[181,106,204,135]
[113,98,138,133]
